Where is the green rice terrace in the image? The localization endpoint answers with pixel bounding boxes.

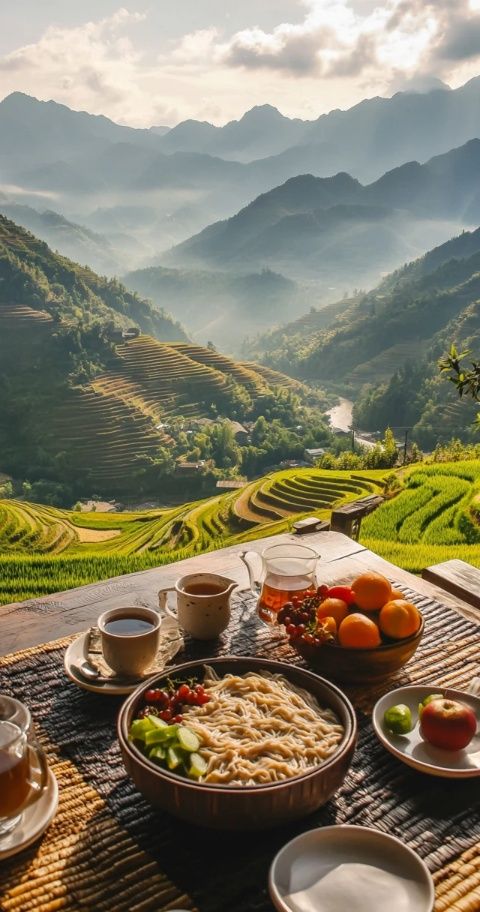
[2,460,480,604]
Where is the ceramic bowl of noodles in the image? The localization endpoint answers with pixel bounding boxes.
[117,655,357,830]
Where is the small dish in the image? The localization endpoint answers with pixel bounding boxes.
[0,768,58,860]
[64,631,145,695]
[373,684,480,778]
[269,825,434,912]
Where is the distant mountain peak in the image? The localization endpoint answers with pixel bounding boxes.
[239,104,285,123]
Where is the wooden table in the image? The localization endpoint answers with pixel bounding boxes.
[1,530,479,912]
[1,529,477,657]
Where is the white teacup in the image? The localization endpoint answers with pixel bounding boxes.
[97,606,161,677]
[159,573,236,640]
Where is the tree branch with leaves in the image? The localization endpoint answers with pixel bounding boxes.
[439,345,480,428]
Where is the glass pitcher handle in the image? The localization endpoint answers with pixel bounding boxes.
[239,551,262,595]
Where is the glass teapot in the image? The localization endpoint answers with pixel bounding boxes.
[240,543,319,624]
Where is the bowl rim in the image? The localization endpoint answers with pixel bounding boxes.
[296,613,425,653]
[268,824,435,912]
[118,654,357,794]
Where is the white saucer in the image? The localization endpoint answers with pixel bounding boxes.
[0,768,58,860]
[64,630,149,695]
[269,825,434,912]
[373,684,480,778]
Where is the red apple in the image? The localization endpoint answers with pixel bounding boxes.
[420,698,477,751]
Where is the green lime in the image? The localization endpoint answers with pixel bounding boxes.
[384,703,413,734]
[418,693,443,717]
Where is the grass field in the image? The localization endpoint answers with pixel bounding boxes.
[2,461,480,604]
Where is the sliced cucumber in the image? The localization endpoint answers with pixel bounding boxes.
[177,726,200,753]
[145,725,177,746]
[149,716,168,729]
[189,752,208,779]
[167,746,183,770]
[129,717,157,741]
[149,745,166,763]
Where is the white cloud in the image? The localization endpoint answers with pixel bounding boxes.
[1,3,480,127]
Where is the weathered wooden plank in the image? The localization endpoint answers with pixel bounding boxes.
[423,559,480,611]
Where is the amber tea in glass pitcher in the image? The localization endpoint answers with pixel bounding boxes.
[240,544,318,624]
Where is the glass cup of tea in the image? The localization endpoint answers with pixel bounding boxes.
[0,717,49,837]
[240,544,318,624]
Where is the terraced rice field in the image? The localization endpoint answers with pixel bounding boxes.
[0,468,387,603]
[0,314,299,494]
[361,461,480,572]
[3,461,480,604]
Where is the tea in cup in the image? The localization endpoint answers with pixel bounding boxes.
[97,606,161,677]
[0,719,48,837]
[159,573,236,640]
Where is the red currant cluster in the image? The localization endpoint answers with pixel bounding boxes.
[138,682,210,723]
[277,585,333,647]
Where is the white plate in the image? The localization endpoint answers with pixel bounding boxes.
[269,825,434,912]
[0,768,58,860]
[64,631,147,695]
[373,684,480,778]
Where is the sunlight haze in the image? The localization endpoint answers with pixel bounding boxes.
[2,1,480,126]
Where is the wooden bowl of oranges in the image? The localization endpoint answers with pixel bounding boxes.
[277,572,424,684]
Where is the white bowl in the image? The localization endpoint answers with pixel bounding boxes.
[269,825,434,912]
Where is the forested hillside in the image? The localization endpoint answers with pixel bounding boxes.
[257,227,480,447]
[0,216,328,500]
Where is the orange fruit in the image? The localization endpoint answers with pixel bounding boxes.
[316,598,349,626]
[391,588,404,600]
[379,600,421,640]
[338,613,381,649]
[316,616,337,640]
[351,571,392,611]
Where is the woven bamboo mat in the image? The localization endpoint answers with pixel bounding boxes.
[0,586,479,912]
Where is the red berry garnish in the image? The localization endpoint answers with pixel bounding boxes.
[145,689,158,703]
[173,714,183,724]
[296,624,306,635]
[177,683,190,701]
[286,623,297,636]
[304,633,315,645]
[159,709,173,722]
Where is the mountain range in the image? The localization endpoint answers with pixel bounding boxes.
[154,78,480,181]
[162,139,480,288]
[4,78,480,267]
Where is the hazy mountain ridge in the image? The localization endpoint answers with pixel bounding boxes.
[256,227,480,445]
[123,264,309,350]
[155,78,480,180]
[4,81,480,269]
[163,140,480,286]
[0,202,121,275]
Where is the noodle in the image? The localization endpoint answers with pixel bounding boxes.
[182,669,344,786]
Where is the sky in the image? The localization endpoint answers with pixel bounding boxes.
[1,1,480,127]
